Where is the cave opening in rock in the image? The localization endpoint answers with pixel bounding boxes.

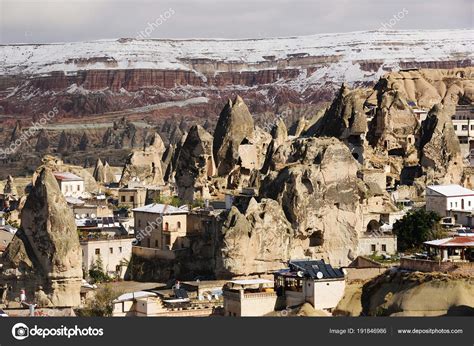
[366,219,380,233]
[309,230,324,247]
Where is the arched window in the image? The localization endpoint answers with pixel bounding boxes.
[164,222,169,231]
[177,221,181,229]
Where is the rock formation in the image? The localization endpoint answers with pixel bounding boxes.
[174,125,215,201]
[213,96,255,176]
[78,132,89,151]
[217,198,295,277]
[120,133,166,187]
[1,167,82,306]
[3,175,17,196]
[261,137,366,266]
[57,130,73,154]
[92,158,114,184]
[419,104,463,185]
[360,270,474,316]
[35,129,50,152]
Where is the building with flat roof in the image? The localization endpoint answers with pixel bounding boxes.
[132,203,217,251]
[118,187,147,209]
[223,279,277,317]
[54,172,85,198]
[81,236,134,279]
[426,184,474,226]
[274,259,346,311]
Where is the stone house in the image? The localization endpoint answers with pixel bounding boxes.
[132,204,216,251]
[81,236,134,279]
[118,187,147,209]
[274,260,346,311]
[223,279,277,317]
[53,172,85,198]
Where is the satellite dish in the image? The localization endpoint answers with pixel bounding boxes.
[81,214,86,219]
[75,214,80,219]
[316,271,324,279]
[297,271,304,278]
[90,213,96,219]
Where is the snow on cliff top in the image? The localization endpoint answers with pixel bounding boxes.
[0,29,472,76]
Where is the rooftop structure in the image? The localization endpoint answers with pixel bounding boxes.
[54,172,85,198]
[427,184,474,197]
[132,203,188,215]
[426,184,474,227]
[274,259,346,311]
[223,279,277,317]
[53,172,84,182]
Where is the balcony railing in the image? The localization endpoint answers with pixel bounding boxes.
[223,290,277,301]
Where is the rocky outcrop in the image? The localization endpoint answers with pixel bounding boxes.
[271,118,288,145]
[174,125,215,201]
[78,132,89,151]
[92,158,114,184]
[305,84,370,138]
[213,96,254,176]
[419,104,463,185]
[119,133,166,187]
[1,167,82,306]
[3,175,17,196]
[361,270,474,316]
[57,130,73,154]
[35,129,50,152]
[217,198,295,277]
[382,68,474,109]
[161,144,174,181]
[261,137,365,266]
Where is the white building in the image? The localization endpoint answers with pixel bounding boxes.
[274,260,346,311]
[81,237,133,279]
[54,172,85,198]
[223,279,277,317]
[426,184,474,226]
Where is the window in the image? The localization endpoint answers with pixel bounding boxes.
[130,196,135,202]
[462,125,468,131]
[454,125,458,130]
[382,244,387,252]
[77,185,80,191]
[455,202,458,208]
[177,221,181,229]
[371,244,376,252]
[119,247,122,253]
[121,196,126,202]
[95,248,100,255]
[155,240,158,247]
[469,201,472,207]
[471,125,474,131]
[450,202,453,208]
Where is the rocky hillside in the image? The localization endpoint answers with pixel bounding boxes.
[0,30,472,179]
[0,30,471,119]
[335,270,474,316]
